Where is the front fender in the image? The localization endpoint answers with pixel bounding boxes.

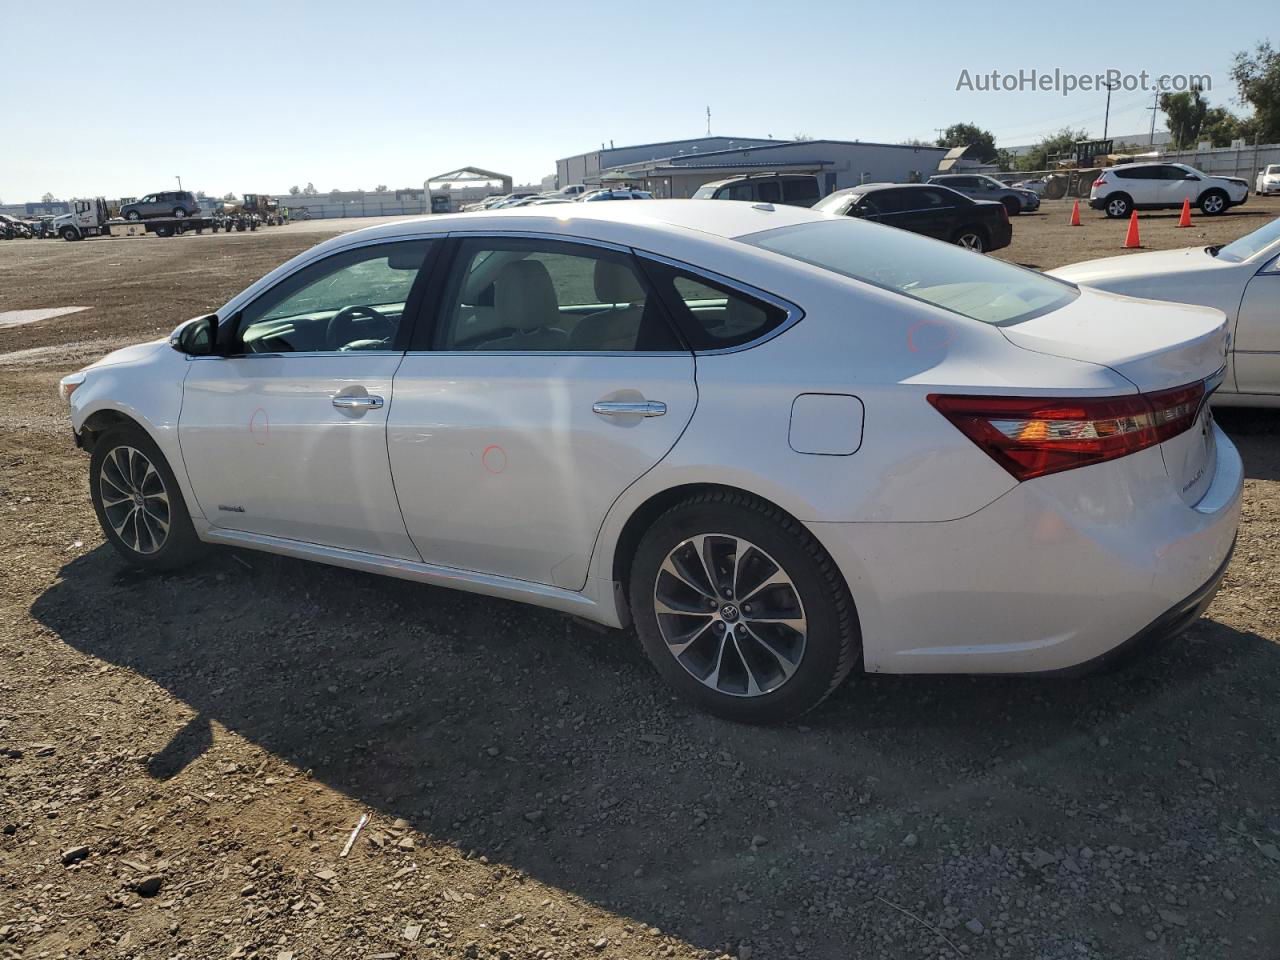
[69,345,202,520]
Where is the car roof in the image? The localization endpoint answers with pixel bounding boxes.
[319,199,826,247]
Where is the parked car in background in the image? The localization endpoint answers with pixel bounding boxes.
[1050,215,1280,407]
[581,189,653,201]
[489,192,540,209]
[813,183,1011,253]
[1255,165,1280,196]
[693,173,822,208]
[555,184,588,198]
[927,174,1041,215]
[59,200,1240,722]
[1089,163,1248,218]
[530,197,574,205]
[119,191,200,220]
[1012,178,1047,196]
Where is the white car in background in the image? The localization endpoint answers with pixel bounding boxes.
[58,201,1240,722]
[1090,162,1250,218]
[1051,217,1280,407]
[1256,165,1280,196]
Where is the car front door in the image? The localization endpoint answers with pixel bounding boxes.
[1234,258,1280,395]
[1160,165,1200,207]
[178,238,437,558]
[387,235,697,590]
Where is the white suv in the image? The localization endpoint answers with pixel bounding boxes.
[1255,165,1280,196]
[1090,162,1249,218]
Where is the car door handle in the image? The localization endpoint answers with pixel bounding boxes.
[332,395,384,410]
[592,400,666,417]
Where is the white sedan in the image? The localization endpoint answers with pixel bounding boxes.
[1051,217,1280,407]
[59,201,1241,722]
[1256,165,1280,196]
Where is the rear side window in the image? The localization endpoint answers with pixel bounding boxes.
[755,180,782,203]
[782,178,820,204]
[641,259,790,350]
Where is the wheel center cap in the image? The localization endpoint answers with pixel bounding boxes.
[720,603,740,622]
[132,493,145,508]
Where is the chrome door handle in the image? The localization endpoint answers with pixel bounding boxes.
[592,400,666,417]
[332,395,384,410]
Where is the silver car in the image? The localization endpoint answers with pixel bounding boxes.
[927,174,1041,215]
[119,191,199,220]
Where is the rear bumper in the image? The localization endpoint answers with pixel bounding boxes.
[811,425,1243,675]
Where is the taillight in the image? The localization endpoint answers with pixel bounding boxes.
[1093,177,1107,187]
[928,381,1206,481]
[999,204,1010,224]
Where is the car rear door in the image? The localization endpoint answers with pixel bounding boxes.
[896,187,957,240]
[179,238,437,559]
[387,234,697,590]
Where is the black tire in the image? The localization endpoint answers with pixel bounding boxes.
[629,490,860,723]
[952,226,987,252]
[1103,193,1132,218]
[90,424,205,571]
[1002,196,1022,216]
[1199,190,1228,216]
[60,227,79,241]
[125,210,140,221]
[154,225,173,237]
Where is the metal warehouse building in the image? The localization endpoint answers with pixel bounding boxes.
[557,137,948,197]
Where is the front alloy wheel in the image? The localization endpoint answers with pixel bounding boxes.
[99,445,171,554]
[654,534,807,698]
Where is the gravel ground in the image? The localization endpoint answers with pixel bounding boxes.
[1,204,1278,960]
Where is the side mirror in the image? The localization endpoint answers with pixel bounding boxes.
[169,314,218,356]
[1184,173,1199,180]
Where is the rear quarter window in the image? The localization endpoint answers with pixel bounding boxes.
[641,259,791,350]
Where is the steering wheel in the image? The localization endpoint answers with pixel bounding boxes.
[327,304,389,351]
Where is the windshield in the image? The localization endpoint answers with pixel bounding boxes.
[741,219,1077,325]
[1214,217,1280,262]
[811,192,857,213]
[1267,165,1280,175]
[692,183,720,199]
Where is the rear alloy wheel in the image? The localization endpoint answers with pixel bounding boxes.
[1199,190,1227,216]
[90,425,205,570]
[953,228,986,252]
[173,208,187,218]
[125,210,141,221]
[630,491,859,723]
[1104,194,1132,218]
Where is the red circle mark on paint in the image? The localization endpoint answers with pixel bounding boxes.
[249,407,269,446]
[482,444,507,474]
[906,319,954,354]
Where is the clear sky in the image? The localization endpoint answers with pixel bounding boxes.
[1,0,1271,202]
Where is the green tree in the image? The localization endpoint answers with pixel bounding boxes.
[288,185,301,196]
[374,183,388,192]
[41,192,55,203]
[302,182,319,196]
[935,123,998,163]
[1161,87,1209,148]
[1017,127,1090,172]
[1232,42,1280,142]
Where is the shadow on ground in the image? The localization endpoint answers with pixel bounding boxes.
[30,537,1278,955]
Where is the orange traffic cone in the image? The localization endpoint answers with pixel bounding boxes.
[1176,197,1192,227]
[1123,210,1141,248]
[1069,200,1081,226]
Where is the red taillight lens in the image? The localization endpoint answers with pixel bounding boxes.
[928,382,1205,481]
[1093,177,1107,187]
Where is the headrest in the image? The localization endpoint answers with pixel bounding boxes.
[593,259,645,304]
[494,259,559,331]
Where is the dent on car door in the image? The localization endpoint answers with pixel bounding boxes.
[1235,260,1280,395]
[387,236,698,590]
[178,239,437,558]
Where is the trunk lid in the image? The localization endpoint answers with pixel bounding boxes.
[1001,286,1227,506]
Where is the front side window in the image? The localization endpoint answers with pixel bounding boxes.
[742,219,1077,326]
[435,238,682,352]
[642,259,790,350]
[235,240,433,353]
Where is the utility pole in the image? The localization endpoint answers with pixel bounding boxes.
[1102,80,1119,140]
[176,175,183,191]
[1147,89,1159,147]
[706,106,711,136]
[934,127,948,144]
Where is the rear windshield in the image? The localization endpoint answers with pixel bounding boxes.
[1215,217,1280,262]
[740,219,1077,325]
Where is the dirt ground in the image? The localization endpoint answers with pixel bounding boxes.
[1,203,1278,960]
